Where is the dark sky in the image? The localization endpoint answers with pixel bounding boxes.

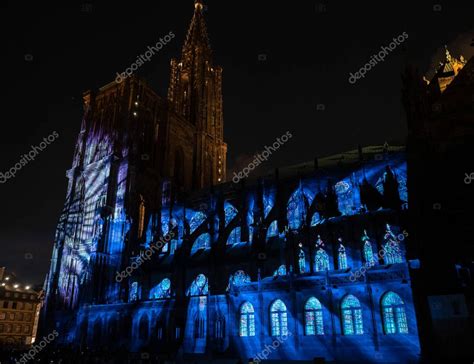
[1,0,473,284]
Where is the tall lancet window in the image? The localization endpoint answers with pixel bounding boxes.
[362,230,376,265]
[270,299,288,337]
[382,292,408,334]
[383,224,403,264]
[298,243,306,274]
[338,238,348,270]
[341,294,364,335]
[314,235,330,272]
[305,297,324,335]
[239,302,256,337]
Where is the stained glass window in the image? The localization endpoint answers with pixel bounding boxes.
[338,241,348,270]
[191,233,210,254]
[287,189,306,230]
[227,227,241,245]
[227,270,251,291]
[239,302,256,337]
[224,202,238,226]
[273,265,287,277]
[263,192,274,218]
[187,274,209,296]
[381,292,408,334]
[362,230,376,265]
[129,282,138,302]
[149,278,171,299]
[341,294,363,335]
[383,224,403,264]
[310,212,321,226]
[305,297,324,335]
[314,236,330,272]
[266,220,278,239]
[189,211,207,234]
[298,245,306,274]
[315,249,329,272]
[270,299,288,337]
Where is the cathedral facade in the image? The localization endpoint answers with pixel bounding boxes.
[42,1,421,362]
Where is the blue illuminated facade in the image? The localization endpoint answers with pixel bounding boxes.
[41,1,420,362]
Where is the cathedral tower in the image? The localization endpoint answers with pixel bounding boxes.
[168,0,227,188]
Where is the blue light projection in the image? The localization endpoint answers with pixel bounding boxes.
[228,270,251,291]
[187,274,209,296]
[341,294,364,335]
[273,265,287,277]
[382,292,408,334]
[383,224,403,264]
[189,211,207,234]
[129,282,139,302]
[270,299,288,336]
[191,233,210,254]
[337,239,348,269]
[47,150,420,363]
[227,227,241,245]
[224,201,238,226]
[287,189,306,230]
[239,302,256,337]
[266,220,278,239]
[362,230,376,265]
[305,297,324,335]
[314,236,329,272]
[149,278,171,299]
[298,243,306,273]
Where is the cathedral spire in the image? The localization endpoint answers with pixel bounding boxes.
[183,0,211,55]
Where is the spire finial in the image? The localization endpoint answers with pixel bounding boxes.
[195,0,204,11]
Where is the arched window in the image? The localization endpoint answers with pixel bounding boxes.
[129,282,139,302]
[138,314,149,341]
[263,192,274,218]
[191,233,210,254]
[273,265,287,277]
[227,227,241,245]
[305,297,324,335]
[310,212,321,226]
[287,189,306,230]
[189,211,207,234]
[228,270,251,290]
[266,220,278,239]
[362,230,376,265]
[381,292,408,334]
[270,299,288,337]
[298,244,306,274]
[187,274,209,296]
[314,236,329,272]
[383,224,403,264]
[341,294,363,335]
[338,239,348,270]
[149,278,171,299]
[224,202,238,226]
[239,302,256,337]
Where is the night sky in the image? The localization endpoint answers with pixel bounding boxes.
[2,0,473,284]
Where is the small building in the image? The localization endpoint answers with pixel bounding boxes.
[0,267,43,348]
